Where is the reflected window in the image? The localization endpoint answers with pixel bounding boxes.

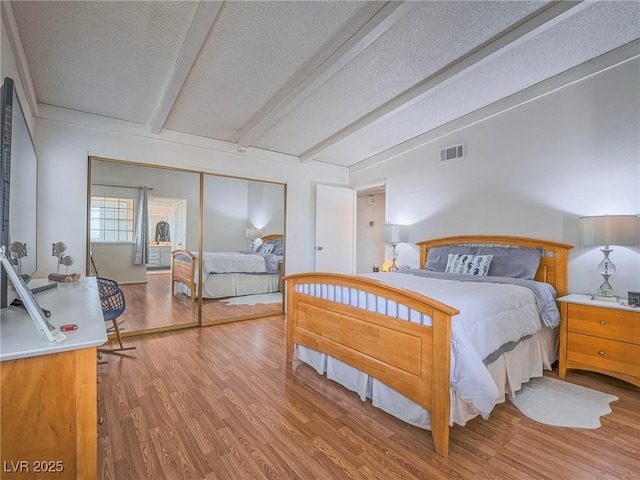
[90,196,134,242]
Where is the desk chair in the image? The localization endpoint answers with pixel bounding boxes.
[97,277,136,357]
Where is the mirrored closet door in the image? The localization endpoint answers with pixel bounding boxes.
[199,174,285,325]
[89,158,201,334]
[89,157,286,335]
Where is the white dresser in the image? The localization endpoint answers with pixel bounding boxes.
[148,244,172,268]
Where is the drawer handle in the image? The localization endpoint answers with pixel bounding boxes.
[599,320,605,325]
[598,351,605,356]
[98,417,104,425]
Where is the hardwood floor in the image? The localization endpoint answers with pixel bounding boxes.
[97,317,640,480]
[116,272,282,334]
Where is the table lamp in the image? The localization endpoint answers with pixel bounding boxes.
[382,224,409,271]
[245,227,262,250]
[579,215,639,301]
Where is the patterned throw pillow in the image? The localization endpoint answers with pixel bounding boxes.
[260,243,275,254]
[445,253,493,276]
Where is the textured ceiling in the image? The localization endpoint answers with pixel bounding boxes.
[5,1,640,169]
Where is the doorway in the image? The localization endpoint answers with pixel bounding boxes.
[355,184,386,274]
[313,183,387,275]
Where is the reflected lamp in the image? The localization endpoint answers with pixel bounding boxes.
[382,224,409,271]
[579,215,639,301]
[245,227,262,250]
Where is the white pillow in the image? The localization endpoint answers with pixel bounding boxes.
[445,253,493,276]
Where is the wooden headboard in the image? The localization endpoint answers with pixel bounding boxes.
[416,235,573,296]
[261,234,283,242]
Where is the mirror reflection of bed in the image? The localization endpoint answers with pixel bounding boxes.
[171,234,284,324]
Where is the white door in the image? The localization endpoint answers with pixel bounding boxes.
[315,184,355,273]
[172,199,187,250]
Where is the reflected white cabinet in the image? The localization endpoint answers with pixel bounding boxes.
[148,245,172,268]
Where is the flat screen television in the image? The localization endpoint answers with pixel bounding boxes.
[1,77,39,308]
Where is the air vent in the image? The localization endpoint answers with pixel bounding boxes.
[440,144,465,162]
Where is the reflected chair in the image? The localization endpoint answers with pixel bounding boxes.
[97,277,136,357]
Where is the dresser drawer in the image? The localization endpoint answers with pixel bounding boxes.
[567,304,640,344]
[567,332,640,378]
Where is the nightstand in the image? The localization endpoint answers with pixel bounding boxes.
[558,294,639,387]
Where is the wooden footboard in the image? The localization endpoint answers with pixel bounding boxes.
[171,250,196,302]
[285,273,459,457]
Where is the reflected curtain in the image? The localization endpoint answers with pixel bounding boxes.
[133,187,149,265]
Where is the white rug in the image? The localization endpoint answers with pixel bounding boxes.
[508,376,618,429]
[221,293,282,306]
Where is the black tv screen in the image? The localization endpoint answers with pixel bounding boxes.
[1,77,39,308]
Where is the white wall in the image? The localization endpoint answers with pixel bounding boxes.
[351,59,640,297]
[203,175,249,251]
[247,181,285,239]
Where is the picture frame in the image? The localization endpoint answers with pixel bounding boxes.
[1,253,66,342]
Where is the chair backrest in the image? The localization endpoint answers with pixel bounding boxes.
[97,277,126,320]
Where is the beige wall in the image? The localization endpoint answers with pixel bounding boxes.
[90,243,146,284]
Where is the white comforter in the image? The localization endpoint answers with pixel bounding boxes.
[296,271,558,423]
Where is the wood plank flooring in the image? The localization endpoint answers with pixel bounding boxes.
[97,317,640,480]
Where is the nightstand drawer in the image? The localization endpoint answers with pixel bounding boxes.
[567,332,640,378]
[567,304,640,344]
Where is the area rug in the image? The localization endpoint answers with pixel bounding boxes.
[508,376,618,428]
[221,293,282,306]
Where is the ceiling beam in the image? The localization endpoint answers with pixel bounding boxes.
[300,0,588,163]
[149,1,223,135]
[233,0,418,149]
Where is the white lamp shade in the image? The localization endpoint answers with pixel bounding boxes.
[579,215,639,246]
[382,224,409,244]
[245,228,261,239]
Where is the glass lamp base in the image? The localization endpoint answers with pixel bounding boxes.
[594,249,618,302]
[389,244,399,271]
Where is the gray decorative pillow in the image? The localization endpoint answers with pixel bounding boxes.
[265,238,283,255]
[425,246,476,272]
[482,246,542,279]
[426,245,542,279]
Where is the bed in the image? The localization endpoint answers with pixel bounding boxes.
[285,235,572,457]
[172,234,283,301]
